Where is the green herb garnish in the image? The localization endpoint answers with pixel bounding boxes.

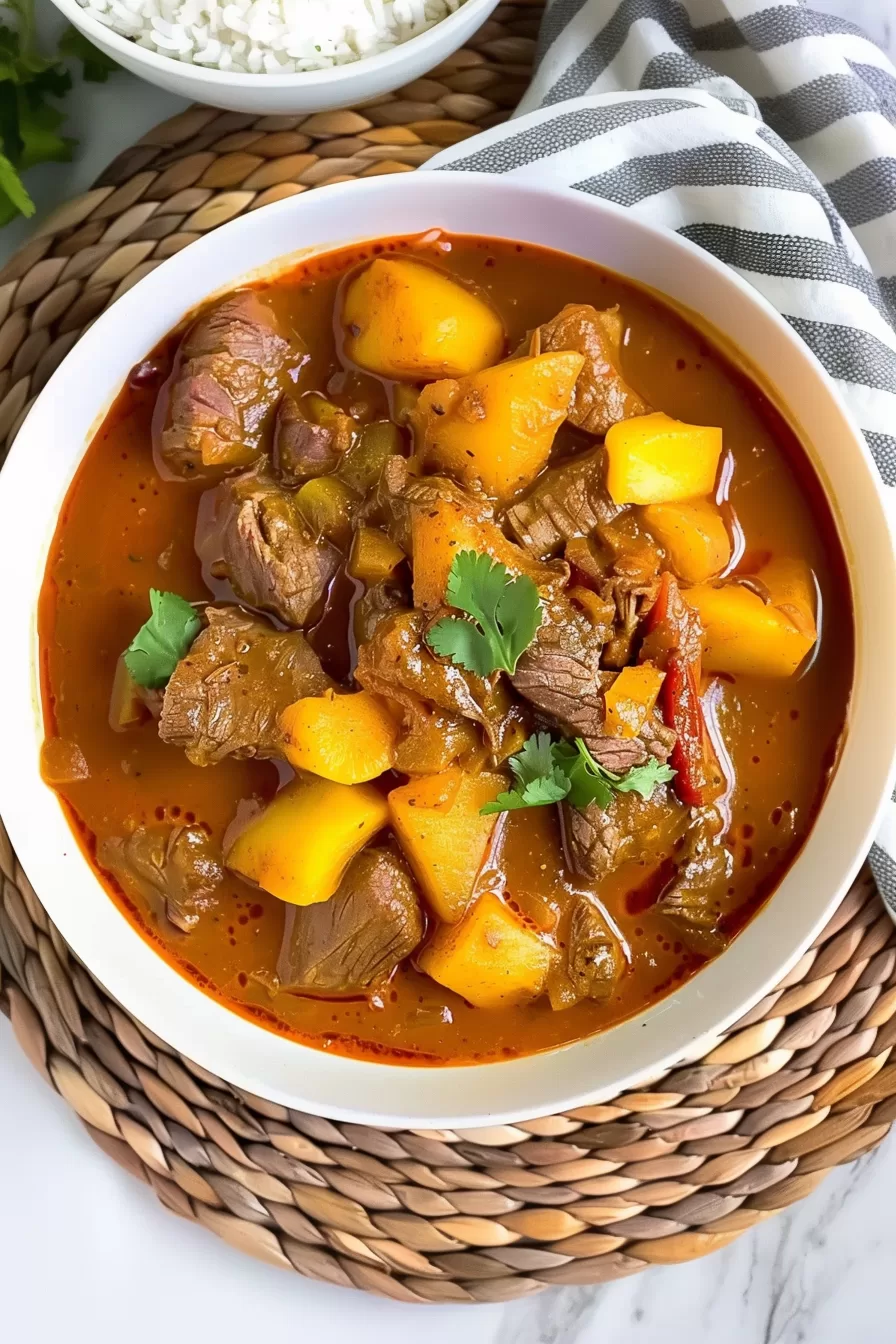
[0,2,117,227]
[482,733,676,816]
[481,732,571,814]
[124,590,202,689]
[426,550,542,677]
[553,738,676,811]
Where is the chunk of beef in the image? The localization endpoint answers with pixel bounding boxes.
[377,462,493,554]
[210,468,339,627]
[353,580,409,647]
[548,897,625,1009]
[160,606,332,766]
[272,395,340,485]
[277,848,423,994]
[563,800,623,882]
[355,610,512,752]
[506,449,620,558]
[658,806,732,950]
[536,304,651,436]
[639,710,677,763]
[158,291,302,476]
[600,573,660,668]
[100,825,223,932]
[581,711,676,772]
[563,789,680,883]
[512,599,612,747]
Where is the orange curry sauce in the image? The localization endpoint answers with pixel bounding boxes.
[38,234,853,1064]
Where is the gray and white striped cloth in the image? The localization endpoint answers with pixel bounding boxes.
[428,0,896,910]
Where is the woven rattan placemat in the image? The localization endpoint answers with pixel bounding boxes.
[2,6,896,1299]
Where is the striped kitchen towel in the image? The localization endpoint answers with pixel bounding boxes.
[429,0,896,910]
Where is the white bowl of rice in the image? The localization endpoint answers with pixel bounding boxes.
[51,0,501,112]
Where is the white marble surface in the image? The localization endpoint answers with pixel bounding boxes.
[3,0,896,1339]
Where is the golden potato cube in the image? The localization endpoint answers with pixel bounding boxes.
[753,555,817,641]
[389,769,505,922]
[279,689,398,785]
[686,582,816,678]
[342,257,505,380]
[418,892,554,1008]
[416,351,585,502]
[605,411,723,505]
[226,775,388,905]
[642,498,731,583]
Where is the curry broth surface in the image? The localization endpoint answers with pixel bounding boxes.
[39,234,853,1065]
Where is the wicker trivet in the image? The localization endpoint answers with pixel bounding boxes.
[2,9,896,1299]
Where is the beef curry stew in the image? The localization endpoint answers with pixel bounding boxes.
[38,233,852,1066]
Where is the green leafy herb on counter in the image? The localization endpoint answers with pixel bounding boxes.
[426,549,542,677]
[0,0,117,226]
[124,589,202,689]
[481,733,676,816]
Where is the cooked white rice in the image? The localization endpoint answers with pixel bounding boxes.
[77,0,464,73]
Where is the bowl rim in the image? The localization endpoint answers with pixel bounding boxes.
[1,172,895,1128]
[51,0,495,86]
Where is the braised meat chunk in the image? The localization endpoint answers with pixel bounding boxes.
[511,600,612,747]
[211,468,339,627]
[272,395,342,485]
[158,291,302,476]
[563,788,680,883]
[355,609,513,752]
[277,848,424,994]
[548,897,625,1009]
[506,448,619,558]
[100,825,224,933]
[658,806,733,950]
[536,304,651,436]
[159,605,332,765]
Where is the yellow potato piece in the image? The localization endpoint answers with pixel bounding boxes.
[418,891,554,1009]
[279,689,398,785]
[605,411,723,505]
[389,769,505,922]
[342,257,505,380]
[686,582,816,678]
[642,498,731,583]
[226,775,388,905]
[604,665,665,738]
[753,555,818,641]
[416,351,585,502]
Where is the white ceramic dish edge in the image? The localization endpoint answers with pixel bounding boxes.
[1,173,894,1128]
[50,0,501,114]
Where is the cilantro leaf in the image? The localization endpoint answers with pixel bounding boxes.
[124,590,202,689]
[426,550,542,677]
[481,731,572,814]
[556,738,676,810]
[480,733,677,817]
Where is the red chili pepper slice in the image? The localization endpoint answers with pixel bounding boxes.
[643,572,710,808]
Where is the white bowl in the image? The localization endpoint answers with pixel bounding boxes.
[1,174,894,1128]
[51,0,500,113]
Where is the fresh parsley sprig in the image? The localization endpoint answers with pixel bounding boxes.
[0,2,117,227]
[426,550,542,677]
[124,590,202,689]
[482,732,676,816]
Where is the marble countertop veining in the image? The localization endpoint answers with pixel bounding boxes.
[3,1,896,1340]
